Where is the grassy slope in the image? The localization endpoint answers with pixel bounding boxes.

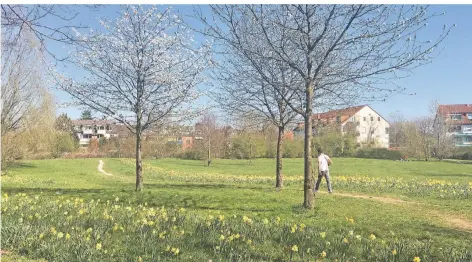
[2,157,472,253]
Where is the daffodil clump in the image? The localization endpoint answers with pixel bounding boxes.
[2,193,471,261]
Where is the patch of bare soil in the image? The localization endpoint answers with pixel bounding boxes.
[97,160,113,176]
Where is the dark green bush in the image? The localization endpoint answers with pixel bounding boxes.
[178,149,204,160]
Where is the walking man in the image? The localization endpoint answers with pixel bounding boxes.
[314,148,333,194]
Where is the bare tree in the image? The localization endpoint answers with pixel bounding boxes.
[430,100,454,160]
[415,116,434,161]
[201,5,450,208]
[53,6,211,191]
[389,111,408,149]
[204,38,300,189]
[364,114,380,147]
[195,112,222,166]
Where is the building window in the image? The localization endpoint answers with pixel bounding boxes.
[370,116,374,121]
[466,137,472,142]
[449,125,461,132]
[378,117,381,121]
[463,126,472,133]
[450,114,462,120]
[336,116,341,123]
[363,117,366,121]
[467,114,472,120]
[385,127,389,134]
[362,127,366,134]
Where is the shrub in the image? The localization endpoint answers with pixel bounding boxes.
[313,134,358,157]
[355,148,404,160]
[178,149,204,160]
[283,138,304,158]
[450,147,472,160]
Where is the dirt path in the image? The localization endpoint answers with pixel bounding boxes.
[318,191,472,233]
[97,160,113,176]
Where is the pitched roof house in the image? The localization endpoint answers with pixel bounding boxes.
[294,105,390,148]
[436,104,472,147]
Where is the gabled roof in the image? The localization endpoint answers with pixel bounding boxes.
[438,104,472,114]
[294,105,367,131]
[438,104,472,125]
[294,105,391,131]
[71,119,116,126]
[312,105,366,124]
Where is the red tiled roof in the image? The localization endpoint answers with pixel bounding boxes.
[295,105,367,130]
[72,119,116,126]
[312,105,366,124]
[438,104,472,125]
[438,104,472,114]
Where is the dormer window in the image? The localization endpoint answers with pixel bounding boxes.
[450,114,462,120]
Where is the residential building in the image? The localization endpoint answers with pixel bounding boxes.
[436,104,472,147]
[294,105,390,148]
[72,120,119,146]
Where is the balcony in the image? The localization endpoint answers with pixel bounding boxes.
[79,138,90,145]
[82,129,94,135]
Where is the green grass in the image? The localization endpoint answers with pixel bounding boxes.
[1,157,472,261]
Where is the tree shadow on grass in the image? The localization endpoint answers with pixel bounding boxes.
[3,187,108,195]
[3,162,37,169]
[145,182,268,191]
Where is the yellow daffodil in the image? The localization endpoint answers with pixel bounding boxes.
[320,232,326,239]
[369,234,376,241]
[392,249,397,255]
[57,232,64,239]
[171,247,180,255]
[291,245,298,252]
[413,257,421,262]
[66,233,71,240]
[320,251,327,258]
[96,243,102,250]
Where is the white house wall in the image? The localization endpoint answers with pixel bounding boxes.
[350,106,390,148]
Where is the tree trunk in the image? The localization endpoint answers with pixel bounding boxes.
[275,126,284,190]
[135,132,143,191]
[303,81,314,209]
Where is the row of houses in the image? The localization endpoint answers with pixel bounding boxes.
[71,103,472,149]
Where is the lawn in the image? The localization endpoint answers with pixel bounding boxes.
[1,157,472,261]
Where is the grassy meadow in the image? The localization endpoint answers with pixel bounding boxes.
[1,157,472,261]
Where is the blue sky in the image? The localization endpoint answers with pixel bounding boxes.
[45,5,472,121]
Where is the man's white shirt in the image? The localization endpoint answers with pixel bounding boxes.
[318,153,330,172]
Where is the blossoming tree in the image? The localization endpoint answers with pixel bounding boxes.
[204,5,451,208]
[56,5,211,191]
